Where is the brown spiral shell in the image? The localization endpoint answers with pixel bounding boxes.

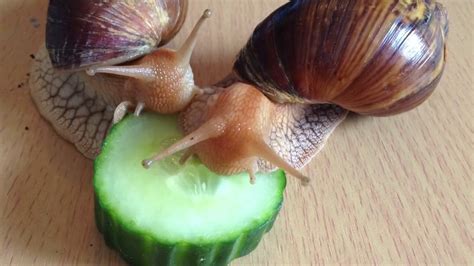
[234,0,448,116]
[46,0,188,70]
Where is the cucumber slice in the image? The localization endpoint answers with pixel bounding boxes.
[94,113,286,266]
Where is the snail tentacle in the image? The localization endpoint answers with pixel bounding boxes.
[253,141,310,185]
[113,101,132,124]
[176,9,212,65]
[142,117,225,168]
[134,102,145,116]
[86,65,156,82]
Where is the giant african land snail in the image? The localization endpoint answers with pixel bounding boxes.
[30,0,448,185]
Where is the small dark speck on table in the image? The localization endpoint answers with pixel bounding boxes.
[29,54,35,59]
[30,17,40,28]
[25,126,29,131]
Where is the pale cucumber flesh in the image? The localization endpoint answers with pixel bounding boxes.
[94,113,286,265]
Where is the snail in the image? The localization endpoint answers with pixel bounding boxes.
[142,0,448,183]
[30,0,206,156]
[47,0,211,120]
[30,0,448,184]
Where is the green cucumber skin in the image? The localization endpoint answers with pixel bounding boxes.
[95,193,283,266]
[94,114,287,266]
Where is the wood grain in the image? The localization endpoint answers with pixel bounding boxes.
[0,0,472,264]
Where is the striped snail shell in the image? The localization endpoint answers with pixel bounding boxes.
[47,0,188,70]
[234,0,448,116]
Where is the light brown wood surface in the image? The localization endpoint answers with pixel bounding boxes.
[1,0,472,265]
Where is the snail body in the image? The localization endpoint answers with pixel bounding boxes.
[30,0,201,157]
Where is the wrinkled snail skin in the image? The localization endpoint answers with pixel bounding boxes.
[234,0,448,116]
[29,48,120,158]
[46,0,188,70]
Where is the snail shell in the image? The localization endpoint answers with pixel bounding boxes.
[234,0,448,116]
[47,0,188,70]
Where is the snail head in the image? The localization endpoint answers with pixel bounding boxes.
[142,82,347,185]
[86,9,212,114]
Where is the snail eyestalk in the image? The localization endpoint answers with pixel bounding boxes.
[85,9,212,80]
[85,65,155,82]
[134,102,145,116]
[177,9,212,64]
[113,101,132,124]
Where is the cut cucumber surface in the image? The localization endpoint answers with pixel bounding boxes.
[94,113,286,266]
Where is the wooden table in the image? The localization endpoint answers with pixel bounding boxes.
[1,0,472,264]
